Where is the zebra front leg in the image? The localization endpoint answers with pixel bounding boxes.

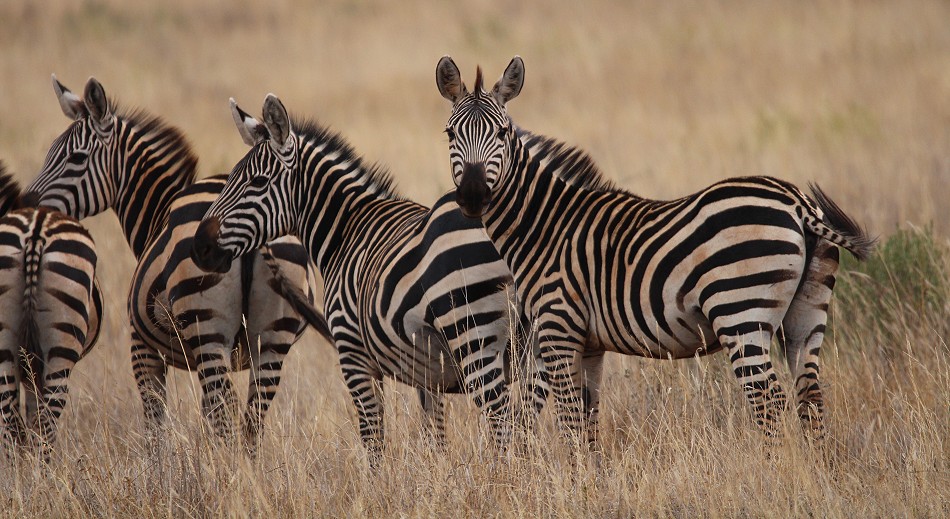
[131,331,168,452]
[780,241,839,440]
[719,325,787,438]
[537,325,588,444]
[342,361,385,466]
[581,351,605,448]
[417,388,447,447]
[244,331,294,456]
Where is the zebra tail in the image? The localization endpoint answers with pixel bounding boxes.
[806,183,877,261]
[260,247,334,343]
[21,235,44,389]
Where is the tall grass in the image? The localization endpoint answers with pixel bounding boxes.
[0,0,948,516]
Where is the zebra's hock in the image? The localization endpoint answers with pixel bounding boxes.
[191,216,232,273]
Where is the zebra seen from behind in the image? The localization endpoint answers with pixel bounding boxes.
[0,161,102,460]
[436,56,875,444]
[25,76,331,454]
[191,94,549,463]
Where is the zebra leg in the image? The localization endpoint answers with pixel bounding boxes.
[537,326,588,443]
[243,329,294,456]
[581,351,605,447]
[34,348,80,461]
[417,388,446,447]
[719,326,787,437]
[342,359,385,466]
[192,339,239,444]
[509,318,549,432]
[0,356,27,456]
[453,330,512,451]
[131,331,168,448]
[779,241,839,440]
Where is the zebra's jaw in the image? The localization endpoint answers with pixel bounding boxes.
[191,217,233,274]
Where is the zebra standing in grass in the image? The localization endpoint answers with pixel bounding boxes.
[0,162,101,459]
[436,56,875,443]
[24,76,332,453]
[191,94,548,462]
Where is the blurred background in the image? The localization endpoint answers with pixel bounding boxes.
[0,1,947,515]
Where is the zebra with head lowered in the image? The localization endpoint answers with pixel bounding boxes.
[25,76,332,453]
[436,56,875,444]
[0,161,101,460]
[191,94,548,463]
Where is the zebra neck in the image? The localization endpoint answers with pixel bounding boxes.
[480,143,545,274]
[296,163,396,273]
[111,130,197,258]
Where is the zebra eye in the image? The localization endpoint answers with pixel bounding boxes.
[445,128,456,141]
[496,127,508,140]
[248,175,269,188]
[66,152,88,165]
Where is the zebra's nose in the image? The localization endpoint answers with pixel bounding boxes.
[456,162,491,219]
[191,217,232,273]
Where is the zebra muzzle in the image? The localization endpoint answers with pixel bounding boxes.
[191,217,233,273]
[456,162,492,219]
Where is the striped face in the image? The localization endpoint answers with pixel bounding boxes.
[26,76,117,219]
[437,56,524,218]
[192,95,298,273]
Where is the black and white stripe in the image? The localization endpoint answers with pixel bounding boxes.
[192,95,548,461]
[0,162,101,460]
[437,56,875,442]
[26,76,330,453]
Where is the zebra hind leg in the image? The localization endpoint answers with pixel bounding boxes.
[131,332,168,453]
[0,360,27,458]
[719,324,788,438]
[417,388,447,448]
[244,332,294,456]
[779,241,839,440]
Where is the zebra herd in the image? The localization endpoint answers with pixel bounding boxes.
[0,56,874,464]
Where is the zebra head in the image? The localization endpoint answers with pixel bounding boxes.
[25,75,118,218]
[437,56,523,219]
[192,95,298,273]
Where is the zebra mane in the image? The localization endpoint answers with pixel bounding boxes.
[291,116,403,200]
[516,127,633,195]
[0,160,23,216]
[116,105,199,185]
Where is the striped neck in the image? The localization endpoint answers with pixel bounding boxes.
[291,127,403,272]
[111,116,197,258]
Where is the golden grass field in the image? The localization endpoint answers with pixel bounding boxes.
[0,1,948,516]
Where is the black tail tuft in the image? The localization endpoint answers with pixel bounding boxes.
[808,183,877,261]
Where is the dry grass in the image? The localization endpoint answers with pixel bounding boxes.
[0,0,947,516]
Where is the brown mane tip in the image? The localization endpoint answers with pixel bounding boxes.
[474,66,484,92]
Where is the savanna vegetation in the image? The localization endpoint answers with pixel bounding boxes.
[0,1,946,516]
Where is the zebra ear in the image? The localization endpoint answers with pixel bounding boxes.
[52,74,87,121]
[437,56,468,104]
[262,94,292,151]
[230,98,267,147]
[491,56,524,106]
[83,77,114,125]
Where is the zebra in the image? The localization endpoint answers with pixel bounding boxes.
[0,161,102,460]
[191,94,548,462]
[435,56,875,444]
[24,76,333,453]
